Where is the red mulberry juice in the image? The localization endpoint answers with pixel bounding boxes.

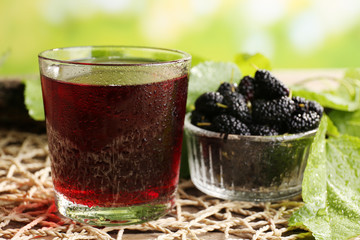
[41,70,188,208]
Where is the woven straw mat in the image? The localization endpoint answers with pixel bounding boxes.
[0,130,310,240]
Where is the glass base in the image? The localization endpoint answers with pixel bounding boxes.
[55,191,172,226]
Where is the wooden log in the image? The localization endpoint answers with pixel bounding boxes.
[0,78,45,133]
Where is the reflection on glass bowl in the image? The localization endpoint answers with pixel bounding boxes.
[184,113,317,202]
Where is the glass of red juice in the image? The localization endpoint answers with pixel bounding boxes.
[38,46,191,226]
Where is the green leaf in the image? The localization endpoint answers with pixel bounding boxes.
[234,53,271,77]
[344,68,360,80]
[328,109,360,138]
[292,86,360,111]
[325,115,340,138]
[289,116,360,240]
[24,78,45,121]
[187,61,241,111]
[294,116,328,210]
[289,117,329,238]
[291,68,360,112]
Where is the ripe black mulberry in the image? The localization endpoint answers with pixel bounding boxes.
[292,96,324,117]
[254,70,289,99]
[238,76,255,101]
[217,82,238,96]
[190,110,212,130]
[252,97,296,123]
[287,111,321,133]
[223,92,252,123]
[249,124,279,136]
[212,114,251,135]
[195,92,226,116]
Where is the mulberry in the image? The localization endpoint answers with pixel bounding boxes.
[292,96,324,117]
[212,114,251,135]
[238,76,255,101]
[195,92,226,116]
[190,110,212,130]
[249,124,279,136]
[292,96,308,112]
[223,92,252,123]
[287,111,321,133]
[254,70,289,99]
[308,100,324,117]
[217,82,238,96]
[252,97,296,124]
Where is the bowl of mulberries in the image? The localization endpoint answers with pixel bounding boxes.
[184,69,323,202]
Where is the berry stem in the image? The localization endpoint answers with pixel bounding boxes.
[230,68,234,84]
[216,103,228,109]
[196,122,211,127]
[251,63,259,70]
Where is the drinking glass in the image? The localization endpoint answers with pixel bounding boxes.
[38,46,191,225]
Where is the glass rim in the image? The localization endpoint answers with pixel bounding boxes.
[38,45,192,66]
[184,113,318,142]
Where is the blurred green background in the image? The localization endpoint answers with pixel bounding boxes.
[1,0,360,75]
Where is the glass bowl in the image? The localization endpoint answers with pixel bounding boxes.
[184,113,317,202]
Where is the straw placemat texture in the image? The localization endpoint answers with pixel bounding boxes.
[0,130,310,240]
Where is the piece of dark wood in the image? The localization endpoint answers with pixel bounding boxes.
[0,78,46,133]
